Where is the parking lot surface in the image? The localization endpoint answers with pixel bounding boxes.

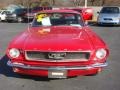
[0,23,120,90]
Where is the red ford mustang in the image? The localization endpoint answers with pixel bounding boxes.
[6,10,109,78]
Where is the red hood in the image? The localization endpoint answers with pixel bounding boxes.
[22,26,93,51]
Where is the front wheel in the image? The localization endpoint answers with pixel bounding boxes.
[86,72,98,76]
[0,18,2,22]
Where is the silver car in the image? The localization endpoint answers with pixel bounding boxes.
[97,6,120,25]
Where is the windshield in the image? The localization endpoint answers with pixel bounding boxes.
[32,12,84,27]
[5,11,11,14]
[100,7,120,14]
[13,9,27,14]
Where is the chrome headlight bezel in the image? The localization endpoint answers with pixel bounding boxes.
[9,48,20,58]
[96,49,107,59]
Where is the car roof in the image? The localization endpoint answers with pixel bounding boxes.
[0,9,8,12]
[101,6,120,12]
[0,10,10,13]
[38,9,80,14]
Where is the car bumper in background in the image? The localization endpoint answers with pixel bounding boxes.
[98,19,120,25]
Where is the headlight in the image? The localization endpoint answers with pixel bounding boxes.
[119,18,120,22]
[96,49,107,59]
[113,18,119,21]
[9,48,20,58]
[12,14,16,17]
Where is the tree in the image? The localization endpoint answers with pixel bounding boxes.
[52,0,55,6]
[90,0,95,5]
[41,2,50,6]
[13,0,42,8]
[70,0,83,6]
[101,0,106,5]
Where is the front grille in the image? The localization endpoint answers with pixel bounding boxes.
[104,18,113,20]
[25,51,90,62]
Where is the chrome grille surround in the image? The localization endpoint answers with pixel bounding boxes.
[25,51,91,62]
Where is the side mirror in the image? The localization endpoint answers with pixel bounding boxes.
[97,11,100,14]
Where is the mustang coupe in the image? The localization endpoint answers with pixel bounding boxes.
[6,10,109,78]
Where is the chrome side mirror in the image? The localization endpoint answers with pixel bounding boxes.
[97,11,100,14]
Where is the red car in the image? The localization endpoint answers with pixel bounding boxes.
[6,10,109,78]
[61,7,93,21]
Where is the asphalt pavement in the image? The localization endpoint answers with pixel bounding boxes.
[0,22,120,90]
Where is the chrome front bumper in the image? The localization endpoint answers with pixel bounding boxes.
[98,20,120,25]
[7,61,108,70]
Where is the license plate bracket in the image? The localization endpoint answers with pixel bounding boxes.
[48,70,67,78]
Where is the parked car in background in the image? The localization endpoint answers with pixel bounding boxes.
[61,7,93,21]
[23,7,52,22]
[6,8,27,23]
[6,10,109,78]
[5,7,52,23]
[97,6,120,25]
[0,10,11,22]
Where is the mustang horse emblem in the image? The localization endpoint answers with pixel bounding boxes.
[48,52,66,60]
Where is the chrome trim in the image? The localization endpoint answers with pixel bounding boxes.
[7,61,108,70]
[25,51,91,62]
[25,50,92,52]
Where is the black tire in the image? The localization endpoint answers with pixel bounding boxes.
[0,18,2,22]
[86,73,98,76]
[7,20,12,23]
[86,71,99,76]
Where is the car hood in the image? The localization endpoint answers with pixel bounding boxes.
[99,13,120,18]
[20,26,94,51]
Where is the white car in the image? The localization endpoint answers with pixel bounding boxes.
[0,10,10,21]
[97,6,120,25]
